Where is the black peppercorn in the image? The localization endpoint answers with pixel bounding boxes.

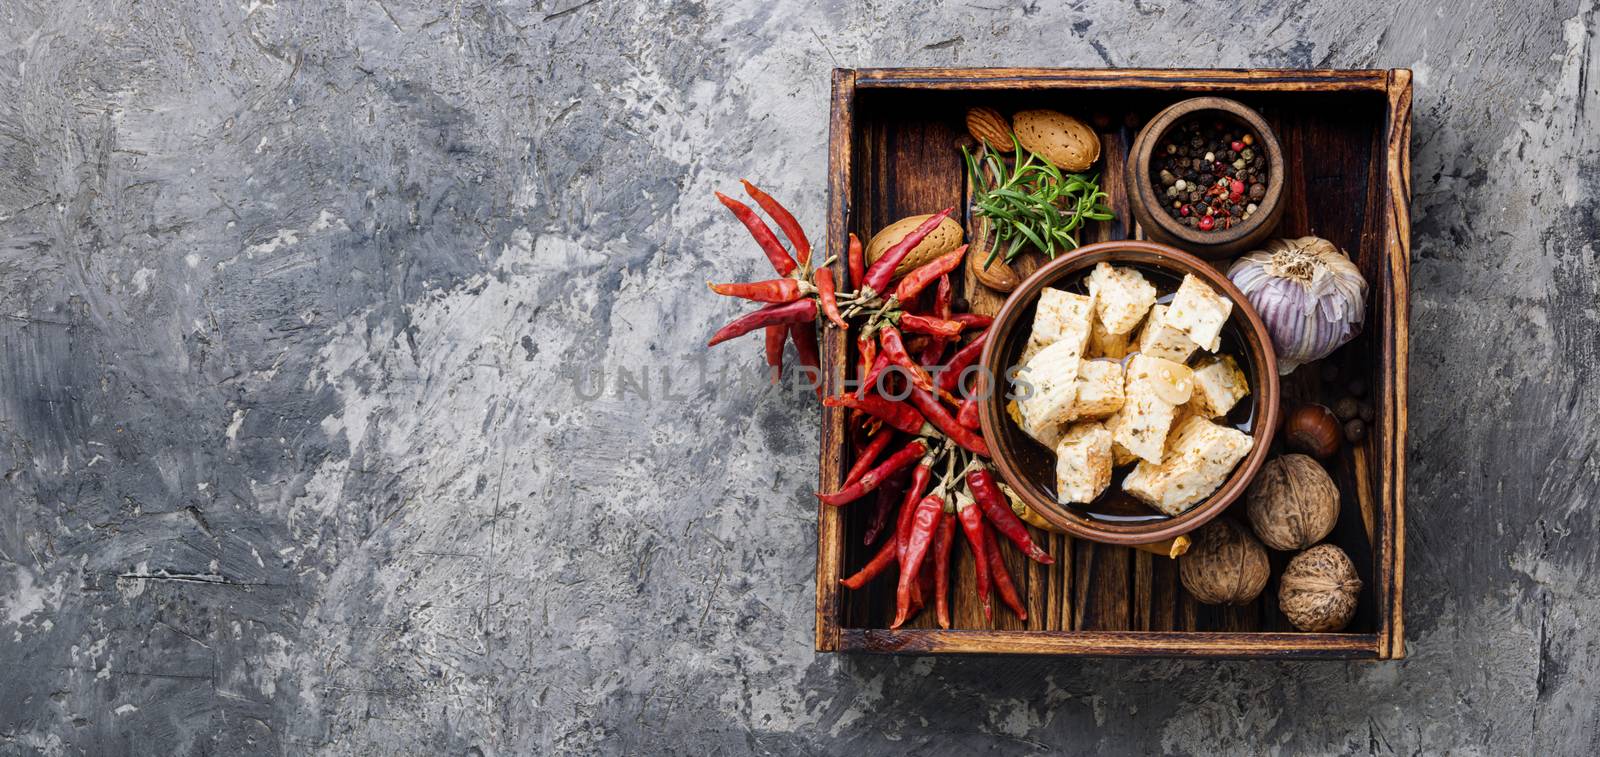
[1347,378,1366,397]
[1343,418,1367,443]
[1359,401,1375,423]
[1332,396,1360,421]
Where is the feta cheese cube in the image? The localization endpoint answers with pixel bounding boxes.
[1187,354,1250,418]
[1134,304,1199,364]
[1106,354,1193,464]
[1070,359,1125,419]
[1055,422,1113,504]
[1087,262,1157,335]
[1028,288,1096,353]
[1123,415,1253,515]
[1164,274,1233,353]
[1015,338,1083,444]
[1088,315,1131,359]
[1112,440,1139,468]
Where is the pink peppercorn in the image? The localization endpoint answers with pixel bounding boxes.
[1198,216,1215,231]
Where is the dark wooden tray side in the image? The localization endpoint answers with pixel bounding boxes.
[816,68,1409,659]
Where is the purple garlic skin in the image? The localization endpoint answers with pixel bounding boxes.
[1228,237,1367,374]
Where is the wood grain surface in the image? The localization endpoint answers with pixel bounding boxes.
[818,68,1409,658]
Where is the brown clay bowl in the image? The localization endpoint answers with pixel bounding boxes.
[974,240,1280,546]
[1125,97,1284,259]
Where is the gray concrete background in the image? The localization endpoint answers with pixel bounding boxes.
[0,0,1595,754]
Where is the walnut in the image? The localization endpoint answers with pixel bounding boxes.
[1179,518,1269,605]
[1246,454,1339,551]
[1278,543,1361,631]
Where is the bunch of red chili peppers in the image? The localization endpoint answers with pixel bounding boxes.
[707,183,1057,629]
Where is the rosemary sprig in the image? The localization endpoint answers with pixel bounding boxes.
[963,134,1115,267]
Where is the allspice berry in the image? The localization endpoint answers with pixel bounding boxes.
[1179,519,1270,605]
[1279,544,1362,632]
[1246,454,1339,551]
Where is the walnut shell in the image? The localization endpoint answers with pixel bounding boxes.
[865,214,964,279]
[1013,109,1100,172]
[1278,543,1361,631]
[965,107,1013,150]
[1246,454,1339,551]
[1179,518,1269,605]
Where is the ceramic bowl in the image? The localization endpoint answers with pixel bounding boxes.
[974,240,1280,545]
[1125,97,1285,259]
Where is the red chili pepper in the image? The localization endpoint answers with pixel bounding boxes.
[896,458,933,566]
[968,468,1053,564]
[839,531,897,589]
[951,313,993,330]
[898,314,964,338]
[907,385,990,457]
[892,244,967,303]
[788,321,820,397]
[847,233,865,291]
[706,278,806,303]
[957,397,981,430]
[715,192,796,277]
[879,326,935,392]
[892,491,944,629]
[856,332,877,388]
[956,495,992,621]
[862,208,954,295]
[937,330,989,393]
[817,439,926,507]
[919,276,954,365]
[740,180,810,266]
[708,299,816,346]
[986,522,1028,621]
[914,563,935,617]
[764,326,785,384]
[814,267,847,329]
[843,431,893,487]
[822,393,927,435]
[933,515,955,629]
[864,473,904,546]
[856,349,891,399]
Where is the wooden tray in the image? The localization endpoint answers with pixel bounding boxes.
[814,68,1410,659]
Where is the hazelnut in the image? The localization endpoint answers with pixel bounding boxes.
[1278,544,1362,631]
[1246,454,1339,551]
[1284,403,1341,458]
[1179,519,1270,605]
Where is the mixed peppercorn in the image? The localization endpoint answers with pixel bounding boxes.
[706,184,1054,628]
[1152,119,1269,232]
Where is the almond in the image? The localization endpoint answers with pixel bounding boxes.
[1013,109,1100,172]
[967,247,1020,292]
[965,107,1013,150]
[865,214,964,279]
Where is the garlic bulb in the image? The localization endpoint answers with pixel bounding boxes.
[1227,237,1367,374]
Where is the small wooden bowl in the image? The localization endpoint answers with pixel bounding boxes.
[975,240,1281,546]
[1125,97,1284,259]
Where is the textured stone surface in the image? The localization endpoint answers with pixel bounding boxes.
[1,0,1597,753]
